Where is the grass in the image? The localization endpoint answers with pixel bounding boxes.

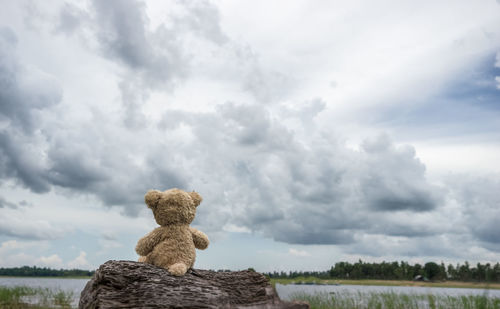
[0,276,92,279]
[0,286,74,309]
[291,291,500,309]
[270,277,500,290]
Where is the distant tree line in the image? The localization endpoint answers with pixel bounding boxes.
[265,260,500,282]
[0,266,95,277]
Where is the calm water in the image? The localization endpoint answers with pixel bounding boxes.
[0,277,90,307]
[2,277,500,307]
[276,283,500,300]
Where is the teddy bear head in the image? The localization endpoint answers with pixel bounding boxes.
[144,188,202,226]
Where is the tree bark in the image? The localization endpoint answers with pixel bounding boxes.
[79,260,309,309]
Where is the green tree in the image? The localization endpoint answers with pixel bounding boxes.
[424,262,441,280]
[439,262,447,280]
[447,264,456,280]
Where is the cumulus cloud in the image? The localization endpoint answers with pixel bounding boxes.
[153,102,442,244]
[0,27,62,133]
[360,135,441,212]
[0,53,444,245]
[0,27,61,193]
[1,0,500,264]
[39,254,63,267]
[67,251,91,269]
[448,175,500,247]
[54,0,295,123]
[86,0,235,127]
[0,25,187,210]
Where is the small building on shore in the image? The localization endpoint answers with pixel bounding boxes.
[413,275,429,282]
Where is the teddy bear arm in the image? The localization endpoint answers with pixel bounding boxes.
[189,227,209,250]
[135,228,164,256]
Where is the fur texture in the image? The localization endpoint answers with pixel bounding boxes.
[135,188,209,276]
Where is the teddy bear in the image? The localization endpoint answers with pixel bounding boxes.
[135,188,209,276]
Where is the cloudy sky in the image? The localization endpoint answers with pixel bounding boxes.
[1,0,500,272]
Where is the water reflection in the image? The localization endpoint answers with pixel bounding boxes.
[0,277,89,307]
[276,283,500,300]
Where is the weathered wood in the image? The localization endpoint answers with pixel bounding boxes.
[79,260,309,309]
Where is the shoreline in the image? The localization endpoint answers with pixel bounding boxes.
[0,275,92,279]
[2,275,500,290]
[271,278,500,290]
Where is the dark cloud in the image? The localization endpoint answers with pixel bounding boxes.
[0,132,50,193]
[85,0,232,126]
[368,219,442,238]
[0,196,17,209]
[92,0,155,70]
[45,143,107,190]
[0,25,187,212]
[152,102,442,244]
[0,50,444,241]
[0,27,60,192]
[18,200,31,207]
[449,174,500,246]
[90,0,227,76]
[39,111,188,213]
[272,226,355,245]
[360,135,440,212]
[0,27,61,134]
[3,1,497,257]
[0,20,445,246]
[55,3,87,35]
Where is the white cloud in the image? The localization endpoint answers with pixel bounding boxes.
[288,248,310,257]
[67,251,91,269]
[38,254,63,268]
[0,240,64,268]
[0,207,67,240]
[0,240,27,251]
[222,224,251,234]
[0,0,499,269]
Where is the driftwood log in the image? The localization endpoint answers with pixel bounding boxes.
[79,260,309,308]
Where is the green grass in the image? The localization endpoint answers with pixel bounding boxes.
[291,291,500,309]
[0,286,74,308]
[0,276,92,279]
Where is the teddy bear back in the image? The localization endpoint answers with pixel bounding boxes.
[145,188,202,226]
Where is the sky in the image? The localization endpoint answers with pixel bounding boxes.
[0,0,500,272]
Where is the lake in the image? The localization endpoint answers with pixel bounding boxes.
[1,277,500,307]
[0,277,90,307]
[275,283,500,300]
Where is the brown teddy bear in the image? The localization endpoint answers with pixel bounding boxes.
[135,188,209,276]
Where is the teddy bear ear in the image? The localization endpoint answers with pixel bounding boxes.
[190,191,202,207]
[144,190,162,209]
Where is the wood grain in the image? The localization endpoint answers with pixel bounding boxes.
[79,260,309,309]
